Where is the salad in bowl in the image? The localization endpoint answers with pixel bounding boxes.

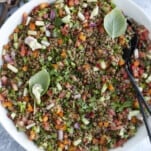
[0,0,151,151]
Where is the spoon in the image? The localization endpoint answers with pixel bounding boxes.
[123,34,151,142]
[0,0,20,26]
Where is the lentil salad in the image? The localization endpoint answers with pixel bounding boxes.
[0,0,151,151]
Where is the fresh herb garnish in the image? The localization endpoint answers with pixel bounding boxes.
[104,8,127,39]
[29,69,50,104]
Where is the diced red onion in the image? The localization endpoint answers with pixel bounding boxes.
[27,50,32,55]
[74,122,80,129]
[116,139,126,147]
[73,94,81,99]
[58,130,63,141]
[1,76,8,86]
[89,22,97,27]
[75,0,79,5]
[46,23,50,28]
[110,125,123,130]
[43,14,48,19]
[43,122,50,131]
[58,61,64,68]
[108,109,116,116]
[71,75,78,81]
[0,94,5,102]
[11,51,16,59]
[65,83,72,89]
[85,112,95,119]
[3,54,13,63]
[50,10,56,20]
[22,117,28,124]
[16,120,24,127]
[25,36,35,44]
[11,82,18,91]
[59,91,66,99]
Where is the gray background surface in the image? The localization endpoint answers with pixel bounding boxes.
[0,0,151,151]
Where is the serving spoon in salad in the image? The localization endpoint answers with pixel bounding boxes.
[123,34,151,142]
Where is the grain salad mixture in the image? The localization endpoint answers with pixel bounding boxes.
[0,0,151,151]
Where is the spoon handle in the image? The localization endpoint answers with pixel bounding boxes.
[137,94,151,142]
[125,65,151,142]
[126,66,151,115]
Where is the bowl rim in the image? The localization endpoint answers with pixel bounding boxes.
[0,0,151,151]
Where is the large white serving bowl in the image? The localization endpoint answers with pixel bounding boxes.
[0,0,151,151]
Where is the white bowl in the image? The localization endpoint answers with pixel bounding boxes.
[0,0,151,151]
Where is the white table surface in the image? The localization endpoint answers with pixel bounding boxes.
[0,0,151,151]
